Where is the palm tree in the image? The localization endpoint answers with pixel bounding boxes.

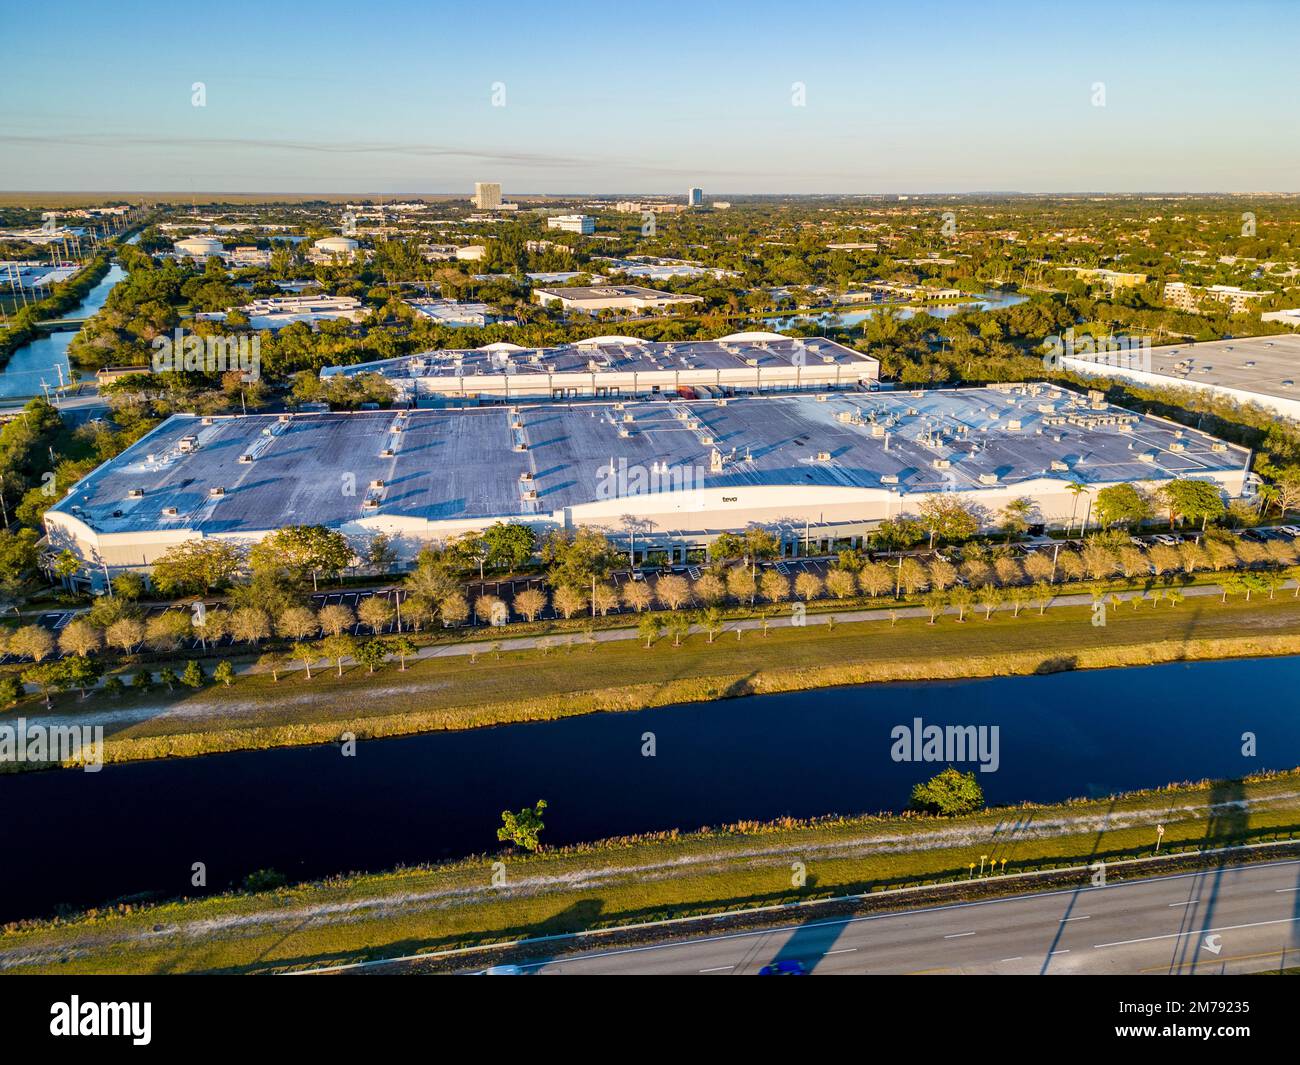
[1066,482,1090,536]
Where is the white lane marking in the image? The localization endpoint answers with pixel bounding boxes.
[1061,915,1090,922]
[825,948,857,956]
[399,860,1300,976]
[699,965,734,973]
[943,932,976,939]
[1170,900,1199,907]
[1000,956,1023,962]
[1095,915,1300,949]
[1275,887,1300,893]
[1049,949,1071,955]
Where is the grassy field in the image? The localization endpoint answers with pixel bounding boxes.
[11,593,1300,767]
[3,769,1297,974]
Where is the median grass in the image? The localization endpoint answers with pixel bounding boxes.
[4,768,1298,974]
[11,593,1300,767]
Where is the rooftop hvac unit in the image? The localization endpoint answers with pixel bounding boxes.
[1169,442,1186,452]
[513,441,528,451]
[521,487,538,501]
[1005,419,1022,431]
[178,435,198,453]
[369,479,385,489]
[1139,451,1157,463]
[519,471,534,483]
[1212,442,1228,452]
[978,473,998,485]
[745,357,760,366]
[932,458,951,469]
[623,412,634,423]
[618,427,633,438]
[209,486,225,497]
[881,473,899,484]
[162,506,178,517]
[1117,424,1133,433]
[201,417,214,426]
[816,450,831,462]
[701,434,714,445]
[871,424,885,437]
[128,488,144,499]
[716,398,728,407]
[511,419,523,430]
[279,414,292,423]
[380,447,395,458]
[1051,460,1069,471]
[816,393,829,402]
[363,496,380,509]
[238,454,253,464]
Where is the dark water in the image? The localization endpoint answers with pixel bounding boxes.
[2,655,1297,921]
[0,264,126,399]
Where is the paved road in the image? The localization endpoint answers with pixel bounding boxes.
[506,860,1300,975]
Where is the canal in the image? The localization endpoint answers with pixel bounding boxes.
[2,654,1296,921]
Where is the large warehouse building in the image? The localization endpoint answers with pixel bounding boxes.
[45,384,1250,591]
[1063,333,1300,422]
[320,332,880,404]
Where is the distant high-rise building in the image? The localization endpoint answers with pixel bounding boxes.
[473,182,502,210]
[687,186,703,207]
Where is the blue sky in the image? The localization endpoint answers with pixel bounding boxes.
[3,0,1296,194]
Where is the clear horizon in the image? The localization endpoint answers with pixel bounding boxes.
[4,0,1298,195]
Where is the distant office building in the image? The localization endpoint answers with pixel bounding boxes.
[1261,308,1300,327]
[473,182,503,210]
[687,187,703,207]
[238,295,368,330]
[1163,281,1273,315]
[531,284,703,314]
[406,299,510,328]
[547,214,596,235]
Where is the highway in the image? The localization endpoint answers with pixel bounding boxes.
[506,861,1300,975]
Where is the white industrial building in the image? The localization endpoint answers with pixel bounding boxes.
[312,235,360,260]
[1062,333,1300,423]
[320,332,879,404]
[44,383,1250,591]
[173,235,224,261]
[532,284,703,314]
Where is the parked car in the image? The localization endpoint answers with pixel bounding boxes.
[1278,525,1300,538]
